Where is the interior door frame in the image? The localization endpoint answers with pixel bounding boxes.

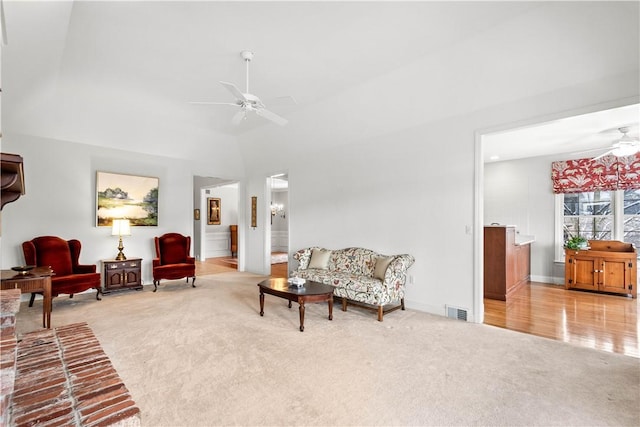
[473,96,638,324]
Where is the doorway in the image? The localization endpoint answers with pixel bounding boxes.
[193,176,240,266]
[475,100,639,353]
[269,173,289,276]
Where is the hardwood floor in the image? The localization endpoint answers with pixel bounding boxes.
[195,256,288,278]
[195,257,237,275]
[484,281,639,358]
[195,260,638,358]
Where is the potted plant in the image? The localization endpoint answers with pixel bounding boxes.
[565,235,588,250]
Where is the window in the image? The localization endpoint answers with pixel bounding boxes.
[563,191,613,241]
[623,189,640,248]
[557,190,640,260]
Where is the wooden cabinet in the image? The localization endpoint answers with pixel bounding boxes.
[565,240,636,298]
[230,225,238,257]
[484,226,531,301]
[102,258,143,294]
[515,242,531,286]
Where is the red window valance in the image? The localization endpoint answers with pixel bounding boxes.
[551,153,640,194]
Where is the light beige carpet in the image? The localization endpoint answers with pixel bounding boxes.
[15,272,640,427]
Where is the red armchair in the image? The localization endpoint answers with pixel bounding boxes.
[152,233,196,292]
[22,236,102,306]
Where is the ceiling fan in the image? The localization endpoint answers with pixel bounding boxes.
[591,126,640,160]
[190,51,294,126]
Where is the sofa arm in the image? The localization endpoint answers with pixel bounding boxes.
[292,248,315,270]
[383,254,415,291]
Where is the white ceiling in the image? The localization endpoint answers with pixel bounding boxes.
[3,1,537,131]
[2,1,638,161]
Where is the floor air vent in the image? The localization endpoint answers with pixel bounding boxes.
[446,306,468,321]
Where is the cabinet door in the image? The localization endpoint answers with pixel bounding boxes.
[123,266,141,286]
[105,266,125,290]
[568,254,599,292]
[516,244,530,284]
[599,256,631,294]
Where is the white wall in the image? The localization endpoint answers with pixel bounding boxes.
[0,133,243,285]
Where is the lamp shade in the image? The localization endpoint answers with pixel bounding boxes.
[111,219,131,236]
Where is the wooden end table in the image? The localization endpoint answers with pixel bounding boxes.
[1,266,53,328]
[258,278,334,332]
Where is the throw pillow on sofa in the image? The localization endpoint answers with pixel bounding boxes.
[309,248,332,269]
[374,256,394,280]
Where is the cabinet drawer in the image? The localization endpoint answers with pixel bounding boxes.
[106,260,139,269]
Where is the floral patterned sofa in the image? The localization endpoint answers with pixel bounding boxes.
[291,247,415,321]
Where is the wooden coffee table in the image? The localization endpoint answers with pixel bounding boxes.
[258,278,334,332]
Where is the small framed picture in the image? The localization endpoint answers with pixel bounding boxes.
[251,196,257,228]
[208,198,221,225]
[194,208,200,221]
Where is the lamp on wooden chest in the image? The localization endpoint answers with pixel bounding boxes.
[111,219,131,261]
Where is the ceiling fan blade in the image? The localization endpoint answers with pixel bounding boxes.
[219,81,247,102]
[189,101,238,106]
[255,108,288,126]
[231,110,246,126]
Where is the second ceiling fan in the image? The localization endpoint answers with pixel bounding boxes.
[191,51,294,126]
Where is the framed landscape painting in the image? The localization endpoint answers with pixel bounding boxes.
[96,171,159,226]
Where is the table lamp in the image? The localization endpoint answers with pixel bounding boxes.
[111,219,131,261]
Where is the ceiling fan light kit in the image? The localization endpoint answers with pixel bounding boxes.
[190,50,292,127]
[591,126,640,161]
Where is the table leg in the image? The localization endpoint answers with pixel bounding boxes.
[328,296,333,321]
[43,276,52,329]
[259,291,265,316]
[299,301,305,332]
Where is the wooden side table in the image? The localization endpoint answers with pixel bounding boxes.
[102,258,143,294]
[1,267,53,328]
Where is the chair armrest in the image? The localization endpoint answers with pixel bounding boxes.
[74,264,97,274]
[152,258,161,268]
[186,257,195,265]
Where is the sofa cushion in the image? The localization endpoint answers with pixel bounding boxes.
[309,249,332,269]
[330,247,378,276]
[374,256,394,280]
